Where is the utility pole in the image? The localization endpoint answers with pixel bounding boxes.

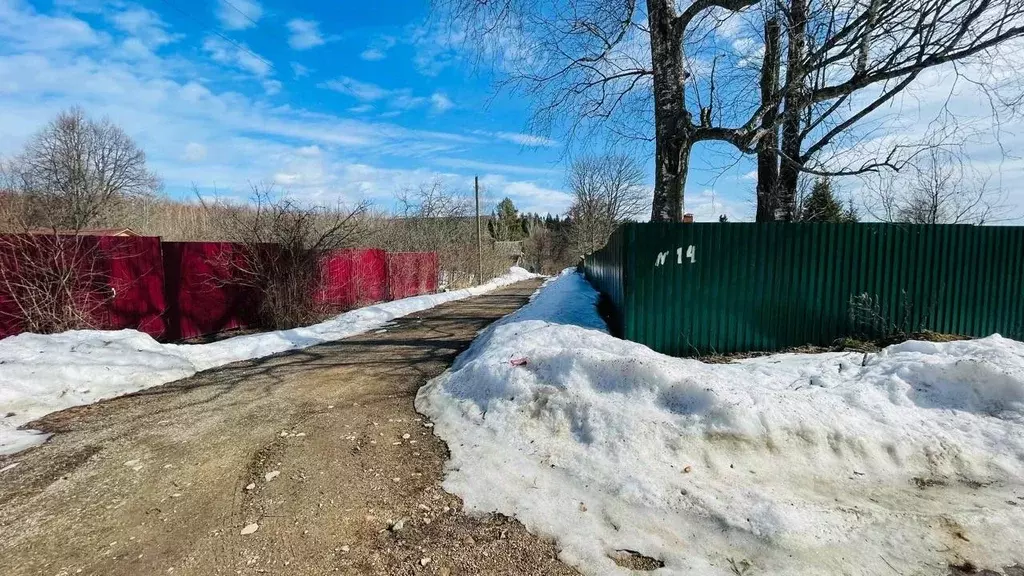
[475,176,483,285]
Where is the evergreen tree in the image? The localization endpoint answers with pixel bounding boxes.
[843,198,860,223]
[800,178,853,222]
[489,197,525,240]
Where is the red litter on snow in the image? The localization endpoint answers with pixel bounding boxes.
[510,357,528,367]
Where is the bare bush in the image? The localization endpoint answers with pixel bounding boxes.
[521,214,573,274]
[0,233,114,334]
[201,184,368,330]
[4,107,161,231]
[848,291,929,339]
[0,190,27,234]
[369,180,480,287]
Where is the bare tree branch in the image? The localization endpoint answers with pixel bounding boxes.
[567,153,647,255]
[5,107,162,232]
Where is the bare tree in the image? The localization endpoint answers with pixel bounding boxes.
[756,15,783,221]
[436,0,1024,223]
[201,183,368,330]
[433,0,758,223]
[0,109,161,334]
[4,107,162,231]
[369,180,532,286]
[752,0,1024,219]
[567,153,647,256]
[864,148,1010,224]
[383,179,473,258]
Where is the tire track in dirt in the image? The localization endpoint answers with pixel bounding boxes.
[0,280,579,576]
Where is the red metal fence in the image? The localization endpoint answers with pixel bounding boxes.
[315,248,387,311]
[161,241,260,341]
[387,252,440,300]
[0,235,167,339]
[0,236,439,342]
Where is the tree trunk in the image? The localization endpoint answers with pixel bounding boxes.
[647,0,689,222]
[778,0,808,221]
[756,17,781,222]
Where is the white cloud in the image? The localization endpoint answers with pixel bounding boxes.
[478,175,573,215]
[290,62,309,78]
[286,18,325,50]
[216,0,261,30]
[321,77,446,115]
[430,92,454,113]
[262,79,282,95]
[0,47,483,191]
[0,0,102,51]
[361,35,396,61]
[321,76,390,100]
[389,91,427,110]
[687,188,752,222]
[409,25,458,77]
[183,142,207,162]
[481,131,558,147]
[117,37,151,60]
[110,7,179,50]
[0,0,577,213]
[358,35,393,62]
[202,36,271,77]
[432,158,559,176]
[0,0,596,215]
[273,172,302,185]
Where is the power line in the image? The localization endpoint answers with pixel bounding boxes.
[155,0,274,72]
[218,0,261,29]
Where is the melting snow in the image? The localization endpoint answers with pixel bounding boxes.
[0,267,538,455]
[417,270,1024,575]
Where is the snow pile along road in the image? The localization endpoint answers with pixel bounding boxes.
[417,270,1024,576]
[0,267,539,455]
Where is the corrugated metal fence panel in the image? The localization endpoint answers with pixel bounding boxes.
[315,248,387,310]
[587,223,1024,356]
[0,235,167,340]
[386,252,440,300]
[582,226,626,334]
[102,235,167,338]
[162,241,261,341]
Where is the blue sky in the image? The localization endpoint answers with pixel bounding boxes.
[1,0,1021,222]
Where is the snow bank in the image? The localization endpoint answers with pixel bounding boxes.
[417,270,1024,575]
[0,267,539,455]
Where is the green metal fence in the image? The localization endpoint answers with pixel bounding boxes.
[584,222,1024,356]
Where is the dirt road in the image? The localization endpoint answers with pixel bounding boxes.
[0,279,578,576]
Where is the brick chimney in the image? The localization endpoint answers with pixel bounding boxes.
[682,213,695,223]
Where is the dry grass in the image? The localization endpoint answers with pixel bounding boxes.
[697,331,969,364]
